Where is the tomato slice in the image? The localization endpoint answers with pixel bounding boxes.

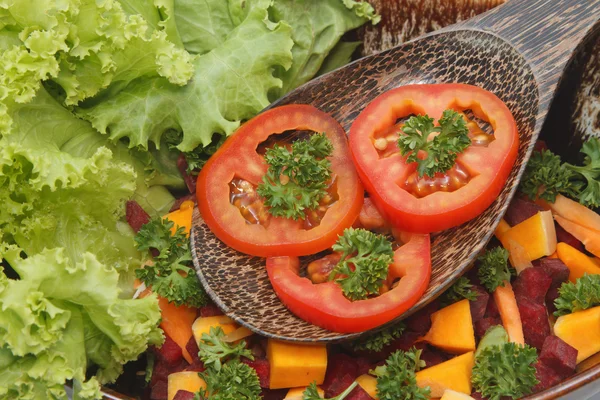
[197,105,364,257]
[349,83,519,233]
[266,234,431,333]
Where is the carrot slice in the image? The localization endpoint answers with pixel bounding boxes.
[493,281,525,345]
[556,242,600,282]
[542,195,600,233]
[554,215,600,258]
[158,297,197,363]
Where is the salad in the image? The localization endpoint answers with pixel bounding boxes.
[1,1,599,400]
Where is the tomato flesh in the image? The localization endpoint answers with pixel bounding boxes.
[349,83,519,233]
[197,105,364,257]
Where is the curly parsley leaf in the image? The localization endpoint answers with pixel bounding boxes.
[350,322,405,352]
[198,326,253,372]
[165,130,226,175]
[257,133,333,220]
[197,359,261,400]
[329,228,394,301]
[371,348,430,400]
[135,218,208,308]
[472,342,539,400]
[398,110,470,178]
[554,274,600,317]
[477,247,514,293]
[520,138,600,208]
[440,277,478,307]
[303,380,358,400]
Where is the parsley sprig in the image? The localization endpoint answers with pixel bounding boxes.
[440,277,478,307]
[303,381,358,400]
[472,342,539,400]
[477,247,514,293]
[165,130,225,174]
[554,274,600,317]
[350,322,405,352]
[520,138,600,207]
[257,133,333,220]
[398,110,471,178]
[135,218,207,307]
[329,228,394,301]
[198,326,254,372]
[371,348,430,400]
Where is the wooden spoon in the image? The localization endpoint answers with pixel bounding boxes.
[191,0,600,342]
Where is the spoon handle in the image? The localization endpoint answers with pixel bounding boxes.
[456,0,600,105]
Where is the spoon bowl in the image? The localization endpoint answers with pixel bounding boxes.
[191,0,600,342]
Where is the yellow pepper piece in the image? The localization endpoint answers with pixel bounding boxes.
[267,339,328,389]
[356,374,377,399]
[440,389,476,400]
[494,219,511,238]
[421,299,476,354]
[416,352,475,398]
[498,211,557,261]
[192,315,237,346]
[284,386,324,399]
[167,371,206,400]
[163,200,195,237]
[554,306,600,364]
[556,242,600,283]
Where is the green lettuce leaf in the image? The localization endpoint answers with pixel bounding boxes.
[77,4,294,151]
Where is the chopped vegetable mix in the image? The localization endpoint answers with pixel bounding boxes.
[371,348,431,400]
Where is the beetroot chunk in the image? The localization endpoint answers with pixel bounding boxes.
[173,390,196,400]
[390,331,425,352]
[177,153,197,194]
[485,296,500,318]
[517,298,551,350]
[243,358,270,388]
[405,301,439,334]
[469,285,490,322]
[536,258,570,287]
[154,334,183,366]
[125,200,151,233]
[556,224,585,252]
[474,317,502,339]
[539,336,578,378]
[150,380,168,400]
[261,388,287,400]
[347,386,374,400]
[532,360,562,393]
[420,344,450,368]
[185,336,200,364]
[199,304,224,317]
[505,197,544,226]
[513,267,552,304]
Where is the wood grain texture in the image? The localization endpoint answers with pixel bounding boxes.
[191,0,600,342]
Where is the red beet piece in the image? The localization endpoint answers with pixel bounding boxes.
[150,380,168,400]
[150,358,170,387]
[518,298,551,350]
[539,336,578,378]
[325,373,355,398]
[177,153,197,194]
[405,301,439,334]
[347,386,374,400]
[185,336,200,363]
[420,344,449,368]
[261,388,287,400]
[513,267,552,304]
[505,197,544,226]
[184,358,204,372]
[170,193,197,212]
[200,304,223,317]
[155,334,183,366]
[243,358,270,388]
[536,258,570,287]
[390,331,424,352]
[354,357,374,376]
[469,284,490,322]
[474,317,502,339]
[323,353,359,396]
[126,200,151,233]
[546,286,560,314]
[470,392,485,400]
[532,360,562,393]
[555,224,585,252]
[173,390,196,400]
[485,296,499,318]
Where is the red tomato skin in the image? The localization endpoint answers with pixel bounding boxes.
[197,105,364,257]
[349,83,519,233]
[266,234,431,333]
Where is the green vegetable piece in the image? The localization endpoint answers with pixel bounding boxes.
[474,325,509,358]
[135,218,208,308]
[440,277,479,307]
[257,133,334,220]
[554,274,600,317]
[329,228,394,301]
[198,326,254,372]
[197,359,262,400]
[350,322,406,352]
[520,138,600,208]
[371,348,430,400]
[398,110,471,178]
[303,380,359,400]
[472,342,539,400]
[477,247,514,293]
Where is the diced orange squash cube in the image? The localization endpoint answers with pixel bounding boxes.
[495,219,511,237]
[577,351,600,373]
[440,389,476,400]
[421,299,476,354]
[356,374,377,399]
[555,215,600,258]
[267,339,327,389]
[163,200,195,237]
[159,297,197,363]
[554,306,600,364]
[498,211,556,261]
[284,386,324,399]
[415,352,475,398]
[556,242,600,282]
[168,371,206,400]
[192,315,237,346]
[543,195,600,233]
